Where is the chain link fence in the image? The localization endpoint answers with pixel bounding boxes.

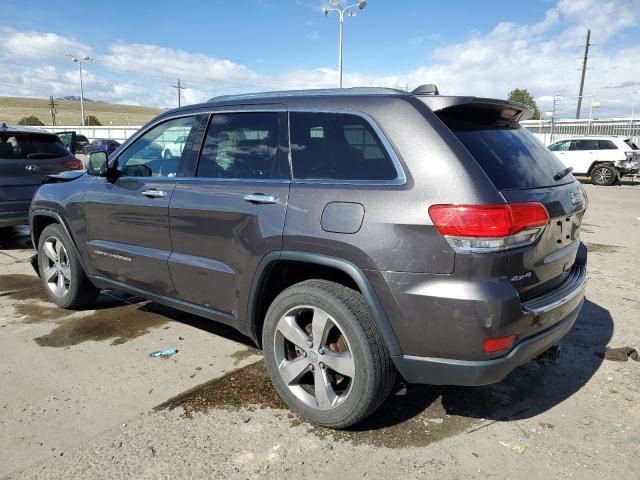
[522,119,640,146]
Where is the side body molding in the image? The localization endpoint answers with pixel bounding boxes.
[247,251,402,356]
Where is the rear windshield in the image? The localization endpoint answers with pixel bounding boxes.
[624,139,639,150]
[444,122,573,190]
[0,133,69,160]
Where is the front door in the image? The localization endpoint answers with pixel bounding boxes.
[568,139,598,174]
[82,115,203,296]
[168,110,290,321]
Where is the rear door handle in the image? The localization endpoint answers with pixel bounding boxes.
[142,189,166,198]
[243,193,279,204]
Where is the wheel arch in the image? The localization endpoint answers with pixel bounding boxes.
[246,251,402,356]
[30,209,88,274]
[587,161,614,175]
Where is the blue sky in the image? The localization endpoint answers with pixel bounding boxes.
[1,0,640,117]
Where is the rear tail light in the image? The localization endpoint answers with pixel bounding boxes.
[624,151,638,160]
[60,157,84,170]
[428,202,549,253]
[483,335,516,353]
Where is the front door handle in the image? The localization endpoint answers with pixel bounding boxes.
[243,193,279,204]
[142,189,166,198]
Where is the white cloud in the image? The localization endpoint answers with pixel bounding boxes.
[1,0,639,117]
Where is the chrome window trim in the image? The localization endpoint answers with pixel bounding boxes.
[174,177,291,185]
[287,108,407,186]
[115,107,406,186]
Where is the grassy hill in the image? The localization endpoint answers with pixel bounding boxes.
[0,96,165,126]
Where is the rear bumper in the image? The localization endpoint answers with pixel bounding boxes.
[393,299,582,386]
[377,244,587,386]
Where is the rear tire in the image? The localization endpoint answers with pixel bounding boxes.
[591,163,617,186]
[262,279,396,429]
[37,224,99,309]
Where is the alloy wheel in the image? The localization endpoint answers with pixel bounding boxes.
[42,236,71,298]
[273,305,355,410]
[594,167,612,184]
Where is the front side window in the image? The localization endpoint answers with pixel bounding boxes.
[289,112,397,181]
[197,112,281,179]
[116,116,198,177]
[549,140,571,152]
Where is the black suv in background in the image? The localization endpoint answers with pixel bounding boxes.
[0,124,84,228]
[29,87,587,428]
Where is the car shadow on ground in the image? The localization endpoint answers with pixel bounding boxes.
[349,299,613,432]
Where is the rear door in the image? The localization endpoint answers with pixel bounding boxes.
[82,115,203,296]
[0,132,78,218]
[437,106,586,299]
[570,139,598,173]
[168,109,290,320]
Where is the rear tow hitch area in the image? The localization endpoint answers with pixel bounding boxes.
[536,345,561,365]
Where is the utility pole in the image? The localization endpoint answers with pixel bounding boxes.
[550,96,558,143]
[575,29,591,119]
[49,96,57,126]
[172,79,186,107]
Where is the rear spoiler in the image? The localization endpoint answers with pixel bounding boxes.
[417,96,535,122]
[417,96,535,131]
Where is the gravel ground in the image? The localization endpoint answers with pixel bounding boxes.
[1,183,639,479]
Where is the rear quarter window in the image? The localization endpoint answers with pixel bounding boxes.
[289,112,398,181]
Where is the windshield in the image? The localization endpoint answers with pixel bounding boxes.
[452,127,575,190]
[0,133,69,160]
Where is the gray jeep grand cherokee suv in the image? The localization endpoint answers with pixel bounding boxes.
[29,86,587,428]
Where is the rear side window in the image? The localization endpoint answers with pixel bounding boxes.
[451,127,573,190]
[0,133,69,159]
[197,112,283,180]
[572,139,598,150]
[598,140,618,150]
[289,112,397,181]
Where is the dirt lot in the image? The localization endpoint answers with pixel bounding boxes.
[0,183,638,479]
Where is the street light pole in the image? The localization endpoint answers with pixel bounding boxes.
[66,53,95,126]
[323,0,367,88]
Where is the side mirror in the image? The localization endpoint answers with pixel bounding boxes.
[86,151,109,176]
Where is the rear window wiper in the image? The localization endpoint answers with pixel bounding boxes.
[554,166,573,181]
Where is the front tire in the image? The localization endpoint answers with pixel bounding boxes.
[262,279,396,429]
[591,163,617,186]
[37,224,99,309]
